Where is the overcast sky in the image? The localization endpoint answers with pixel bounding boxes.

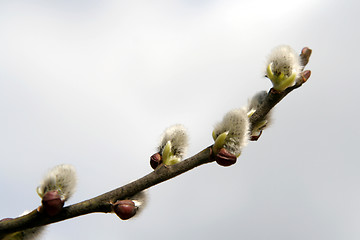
[1,0,359,239]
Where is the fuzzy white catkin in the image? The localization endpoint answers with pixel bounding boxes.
[247,91,267,112]
[37,164,77,201]
[158,124,189,159]
[213,108,250,156]
[130,191,147,216]
[248,91,272,123]
[2,211,46,240]
[2,226,45,240]
[266,45,302,78]
[247,91,272,136]
[21,227,45,240]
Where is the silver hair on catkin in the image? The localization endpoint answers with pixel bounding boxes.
[247,91,272,139]
[266,45,302,91]
[157,124,189,166]
[213,108,250,157]
[37,164,77,201]
[130,190,148,216]
[1,211,46,240]
[113,191,148,220]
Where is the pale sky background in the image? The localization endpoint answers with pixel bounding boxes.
[0,0,359,239]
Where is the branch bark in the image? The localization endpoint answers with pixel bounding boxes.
[0,47,312,238]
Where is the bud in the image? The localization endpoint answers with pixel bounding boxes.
[37,164,77,201]
[113,191,148,220]
[41,190,64,216]
[150,153,162,170]
[212,108,250,160]
[265,45,302,91]
[247,91,272,140]
[36,164,77,216]
[215,148,237,167]
[113,200,137,220]
[152,124,189,168]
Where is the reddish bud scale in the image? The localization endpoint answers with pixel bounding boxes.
[302,70,311,82]
[41,190,64,216]
[250,131,263,141]
[215,148,237,167]
[150,153,162,170]
[300,47,312,66]
[113,200,137,220]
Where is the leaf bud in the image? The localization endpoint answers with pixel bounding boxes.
[113,200,137,220]
[41,190,64,216]
[215,148,237,167]
[150,153,162,170]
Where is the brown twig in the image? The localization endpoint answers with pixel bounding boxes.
[0,148,212,236]
[0,47,312,238]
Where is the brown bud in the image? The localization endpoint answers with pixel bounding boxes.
[41,190,64,216]
[113,200,137,220]
[215,148,237,167]
[150,153,162,170]
[300,47,312,66]
[301,70,311,83]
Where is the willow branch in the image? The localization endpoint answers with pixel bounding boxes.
[0,47,312,237]
[249,47,312,131]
